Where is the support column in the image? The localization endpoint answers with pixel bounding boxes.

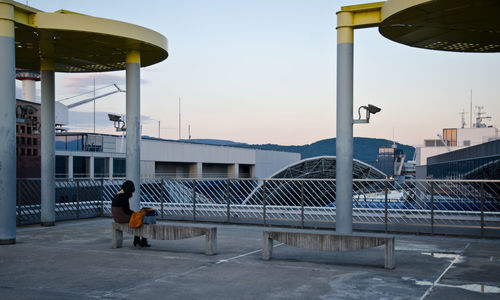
[68,155,74,179]
[335,12,354,234]
[40,58,56,226]
[228,164,239,179]
[108,157,114,179]
[126,50,141,211]
[22,79,36,102]
[0,2,16,244]
[89,156,95,178]
[189,162,202,179]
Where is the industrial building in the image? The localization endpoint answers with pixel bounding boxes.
[426,139,500,179]
[53,132,300,179]
[415,110,499,179]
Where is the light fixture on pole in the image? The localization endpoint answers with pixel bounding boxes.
[353,104,381,124]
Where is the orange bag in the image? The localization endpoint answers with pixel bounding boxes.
[129,210,146,228]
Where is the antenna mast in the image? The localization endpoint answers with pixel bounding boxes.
[474,106,492,128]
[470,89,472,128]
[178,97,181,140]
[459,108,467,128]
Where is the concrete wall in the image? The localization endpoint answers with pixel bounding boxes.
[140,160,155,178]
[458,127,498,146]
[254,149,301,179]
[56,138,301,179]
[142,139,301,178]
[141,139,255,164]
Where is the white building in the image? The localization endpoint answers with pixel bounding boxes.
[55,133,301,179]
[415,126,498,166]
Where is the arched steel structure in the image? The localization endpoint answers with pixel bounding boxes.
[243,156,386,206]
[270,156,386,180]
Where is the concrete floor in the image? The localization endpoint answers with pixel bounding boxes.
[1,218,500,299]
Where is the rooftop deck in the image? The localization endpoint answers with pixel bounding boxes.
[1,218,500,299]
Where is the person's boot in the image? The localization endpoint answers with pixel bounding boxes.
[133,236,141,247]
[140,238,151,248]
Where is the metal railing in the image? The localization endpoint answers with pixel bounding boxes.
[15,178,500,237]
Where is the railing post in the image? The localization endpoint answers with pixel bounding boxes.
[100,177,104,216]
[430,182,434,235]
[384,180,389,233]
[16,179,21,225]
[263,180,267,226]
[226,179,231,223]
[76,180,80,220]
[300,180,305,229]
[192,179,197,222]
[160,178,165,220]
[481,182,485,238]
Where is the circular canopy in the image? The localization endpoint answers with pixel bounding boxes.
[10,3,168,72]
[379,0,500,52]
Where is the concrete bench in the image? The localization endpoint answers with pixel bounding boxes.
[262,230,395,269]
[112,222,217,255]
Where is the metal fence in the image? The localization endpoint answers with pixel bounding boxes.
[16,178,500,237]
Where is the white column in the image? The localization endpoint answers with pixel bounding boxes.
[40,59,56,226]
[22,79,36,102]
[0,2,16,244]
[189,162,203,178]
[249,165,256,178]
[108,157,114,179]
[126,50,141,211]
[336,12,354,234]
[89,155,95,178]
[228,164,239,178]
[68,155,74,179]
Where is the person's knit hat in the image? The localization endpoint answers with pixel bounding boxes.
[122,180,135,195]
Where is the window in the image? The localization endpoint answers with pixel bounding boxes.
[73,156,89,178]
[33,149,38,156]
[33,138,38,146]
[56,156,68,178]
[27,148,32,156]
[113,158,126,177]
[56,136,67,150]
[443,128,457,146]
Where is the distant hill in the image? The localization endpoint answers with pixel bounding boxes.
[183,137,415,165]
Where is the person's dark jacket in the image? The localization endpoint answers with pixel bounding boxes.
[111,192,133,223]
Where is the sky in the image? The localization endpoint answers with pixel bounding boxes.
[18,0,500,147]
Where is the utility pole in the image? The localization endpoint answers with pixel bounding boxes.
[93,78,96,134]
[178,97,181,140]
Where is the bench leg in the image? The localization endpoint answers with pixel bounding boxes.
[112,228,123,248]
[262,232,273,260]
[384,237,395,269]
[205,228,217,255]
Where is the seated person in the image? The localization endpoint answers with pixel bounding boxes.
[111,180,150,247]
